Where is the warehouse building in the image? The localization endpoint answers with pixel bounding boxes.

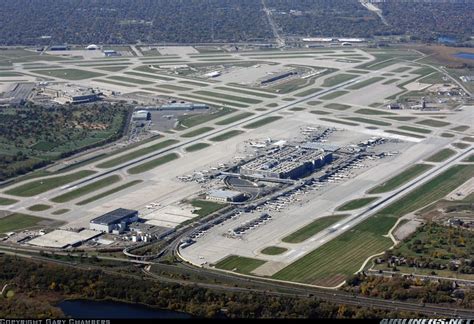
[90,208,139,233]
[207,189,245,203]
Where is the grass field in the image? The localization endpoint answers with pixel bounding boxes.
[424,148,456,162]
[319,91,349,100]
[96,139,179,168]
[319,118,358,126]
[282,215,347,244]
[127,153,179,174]
[306,100,322,106]
[179,80,209,87]
[441,133,455,138]
[273,214,393,286]
[215,112,254,125]
[294,88,323,97]
[336,197,379,211]
[107,75,153,85]
[272,165,474,286]
[190,199,226,218]
[243,116,282,129]
[51,175,121,203]
[416,119,450,128]
[261,246,288,255]
[154,84,192,91]
[368,164,433,194]
[181,127,214,138]
[76,180,143,206]
[321,74,358,87]
[324,103,351,110]
[5,170,96,197]
[0,197,18,205]
[27,204,51,212]
[214,87,277,99]
[346,77,384,90]
[194,91,262,104]
[185,143,211,152]
[463,154,474,162]
[177,107,234,129]
[93,79,137,87]
[179,94,249,108]
[0,213,49,233]
[384,130,425,139]
[124,71,177,82]
[451,125,469,132]
[463,137,474,142]
[33,69,103,80]
[384,116,417,122]
[289,107,305,111]
[398,126,432,134]
[345,117,391,127]
[354,109,394,115]
[214,255,266,275]
[51,209,70,215]
[310,110,331,115]
[209,130,244,142]
[452,142,470,149]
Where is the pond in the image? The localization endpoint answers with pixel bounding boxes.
[454,52,474,61]
[58,299,192,319]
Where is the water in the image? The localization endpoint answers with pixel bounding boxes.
[454,52,474,61]
[58,299,192,319]
[438,36,456,44]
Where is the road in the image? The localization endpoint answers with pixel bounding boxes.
[261,0,285,47]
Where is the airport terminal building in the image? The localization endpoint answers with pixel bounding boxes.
[90,208,139,233]
[240,146,332,180]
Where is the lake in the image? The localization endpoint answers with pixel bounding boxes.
[58,299,192,319]
[454,52,474,61]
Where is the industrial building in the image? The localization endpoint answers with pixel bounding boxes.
[40,84,100,104]
[240,145,332,180]
[132,110,151,121]
[90,208,139,233]
[103,50,120,57]
[207,189,245,203]
[27,229,101,249]
[50,45,70,51]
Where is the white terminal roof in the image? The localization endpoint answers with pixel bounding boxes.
[28,229,101,248]
[208,189,242,198]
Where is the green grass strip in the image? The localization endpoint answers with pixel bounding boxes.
[127,153,179,174]
[282,215,347,243]
[5,170,96,197]
[368,164,433,194]
[51,175,121,203]
[76,180,143,206]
